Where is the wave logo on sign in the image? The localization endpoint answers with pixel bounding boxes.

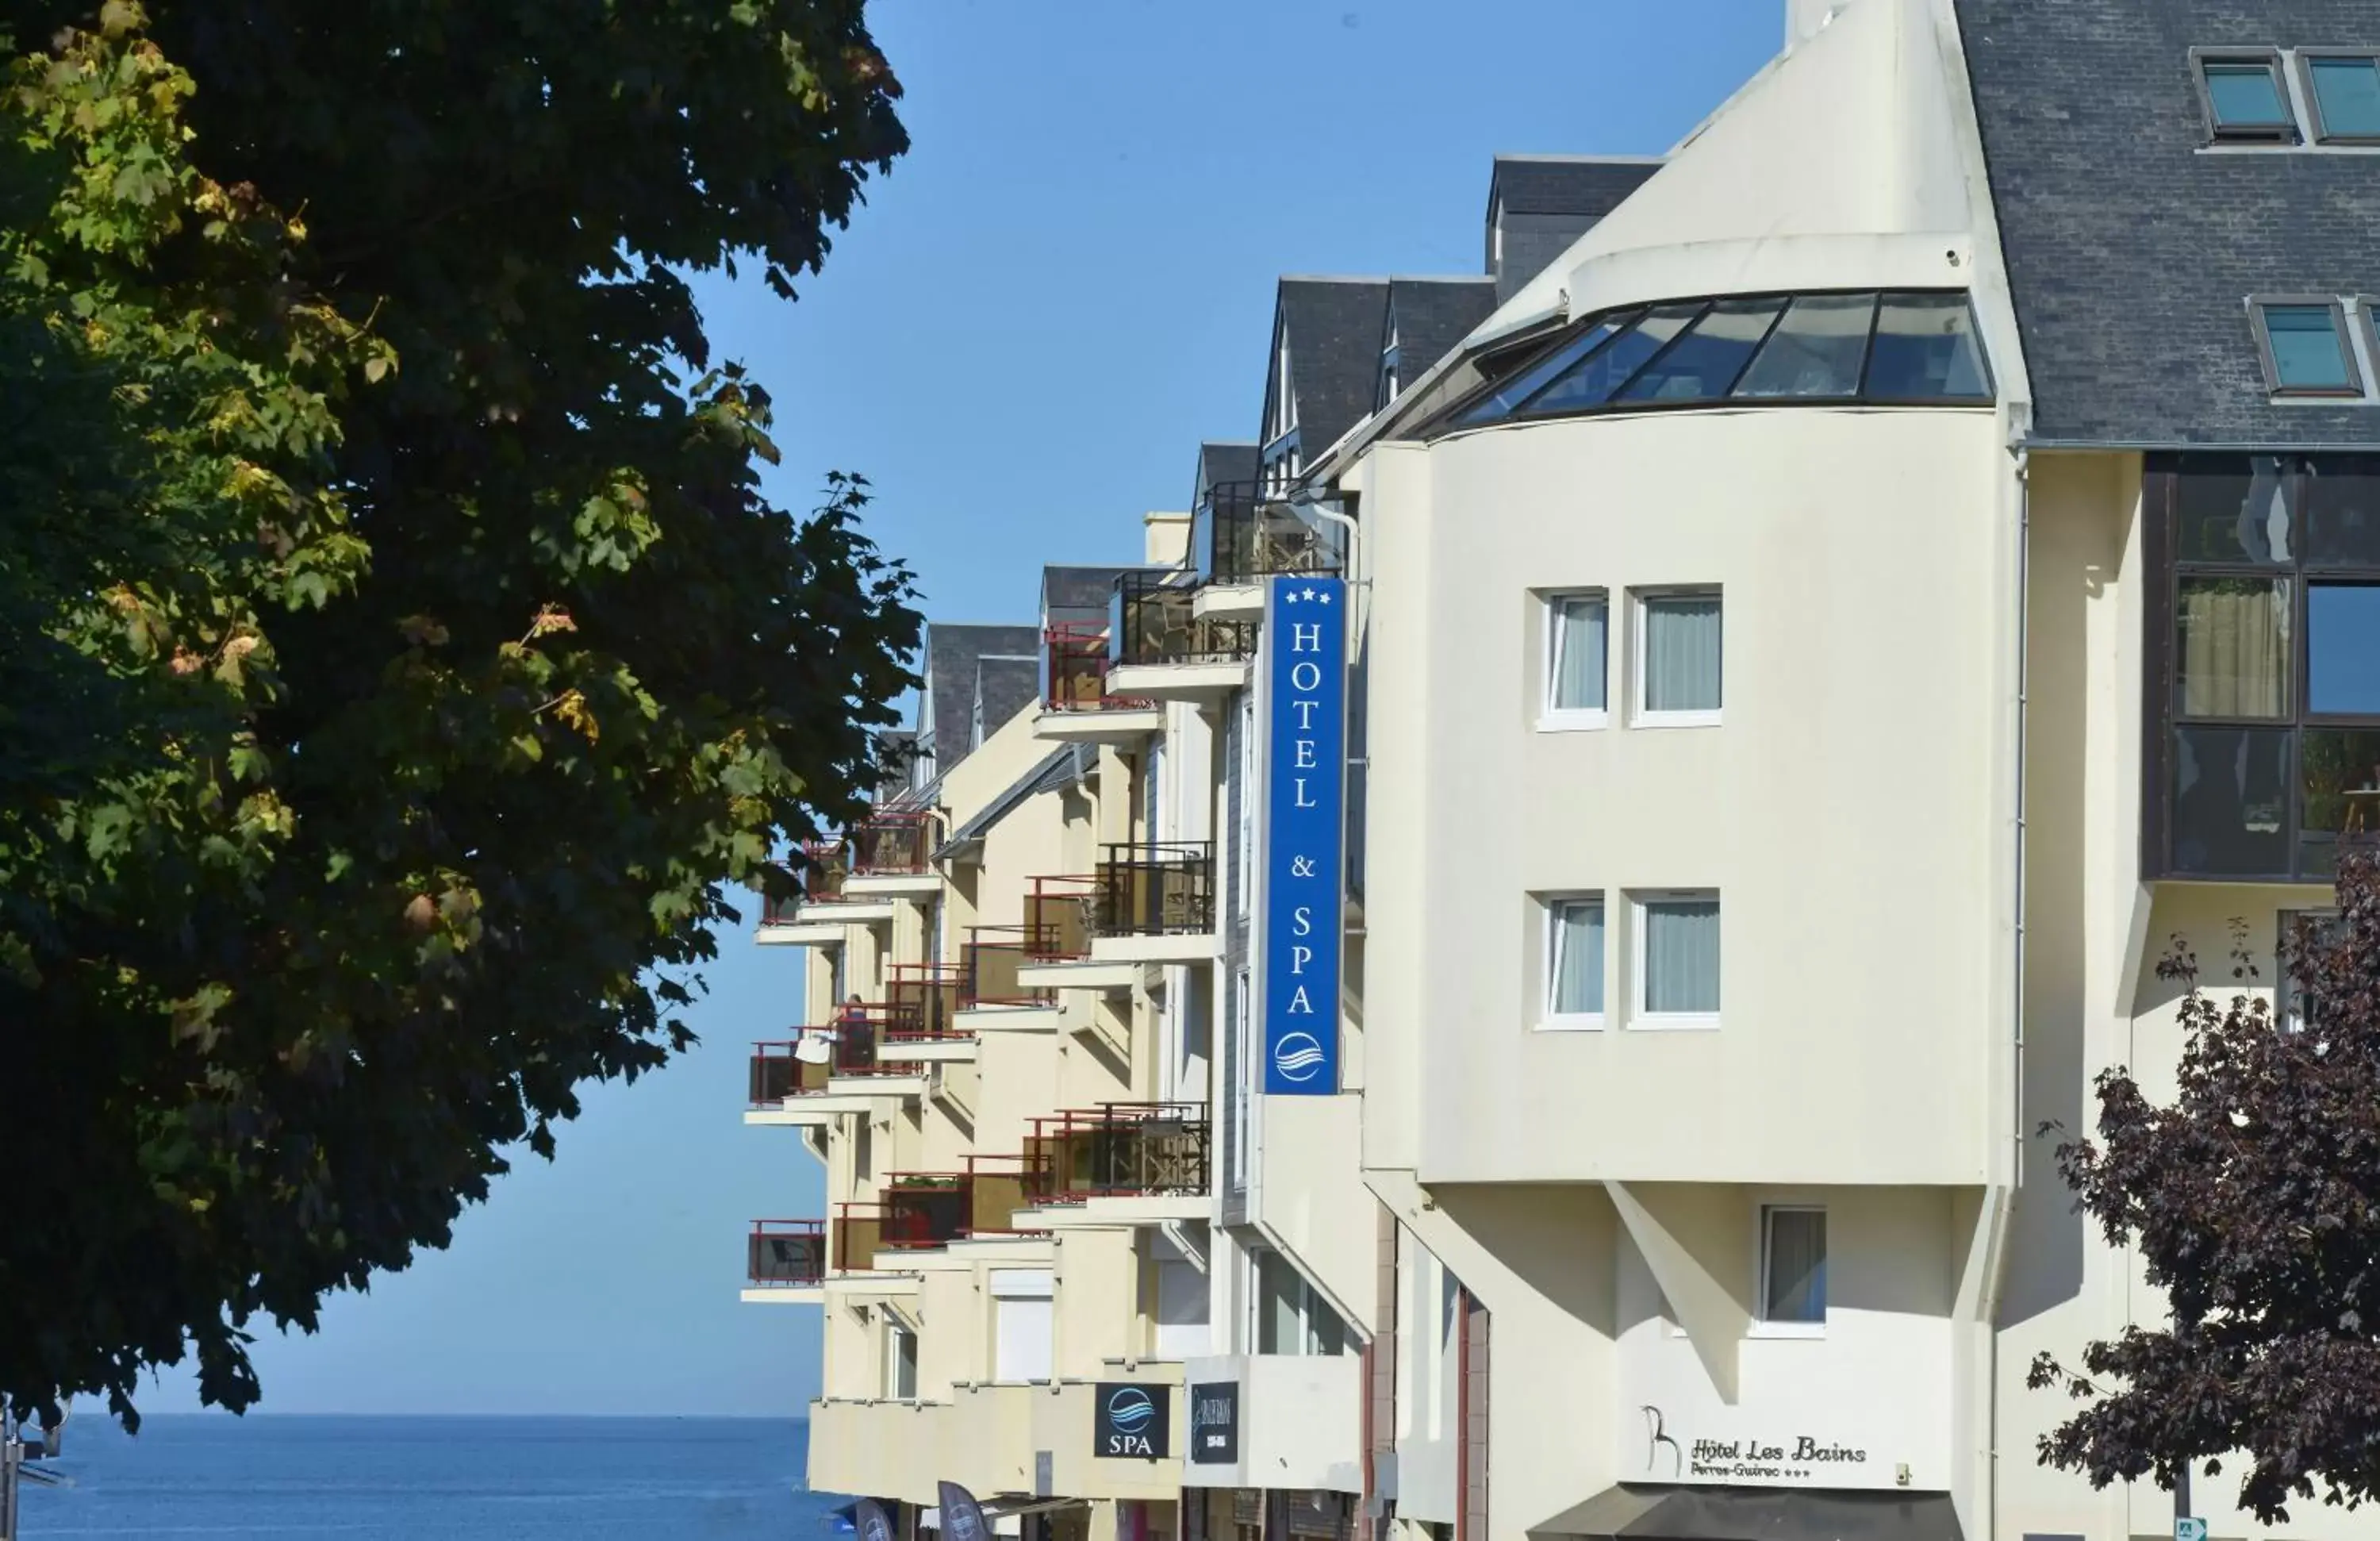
[1107,1387,1155,1431]
[1272,1031,1326,1084]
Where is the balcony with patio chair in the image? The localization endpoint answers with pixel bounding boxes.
[1035,621,1165,745]
[1189,481,1343,620]
[831,1157,1054,1272]
[742,1219,827,1303]
[1088,840,1218,963]
[1105,571,1257,703]
[843,809,943,900]
[1021,1103,1212,1225]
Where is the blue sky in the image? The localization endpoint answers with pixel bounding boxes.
[144,0,1779,1419]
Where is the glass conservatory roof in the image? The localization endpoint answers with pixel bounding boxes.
[1431,289,1994,435]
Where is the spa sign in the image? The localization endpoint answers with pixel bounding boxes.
[1258,575,1346,1096]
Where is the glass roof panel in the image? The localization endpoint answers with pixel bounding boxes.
[2311,56,2380,139]
[1523,304,1706,415]
[2204,60,2294,129]
[1452,314,1639,428]
[1615,298,1787,402]
[1732,293,1876,399]
[1864,294,1992,401]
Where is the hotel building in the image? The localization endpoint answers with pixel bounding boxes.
[743,5,2380,1541]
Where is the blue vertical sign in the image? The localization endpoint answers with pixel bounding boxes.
[1260,573,1345,1095]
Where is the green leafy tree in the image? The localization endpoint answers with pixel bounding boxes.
[0,0,916,1425]
[2030,849,2380,1522]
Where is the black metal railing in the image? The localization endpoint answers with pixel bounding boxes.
[747,1220,827,1286]
[1095,840,1215,935]
[1109,570,1256,666]
[1027,1104,1211,1201]
[1193,482,1342,584]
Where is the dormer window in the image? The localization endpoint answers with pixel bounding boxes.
[2250,298,2365,398]
[2195,49,2302,141]
[2304,52,2380,144]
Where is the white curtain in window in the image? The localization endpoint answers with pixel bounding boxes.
[2179,579,2289,717]
[1553,900,1604,1014]
[1552,598,1606,711]
[1764,1210,1826,1322]
[1644,898,1720,1013]
[1645,597,1722,711]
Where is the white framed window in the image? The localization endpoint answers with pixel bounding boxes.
[2279,907,2343,1032]
[1634,589,1722,727]
[1540,592,1609,730]
[885,1320,919,1401]
[1542,894,1606,1029]
[1632,890,1720,1028]
[1756,1205,1826,1335]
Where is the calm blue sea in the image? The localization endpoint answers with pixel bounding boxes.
[15,1415,846,1539]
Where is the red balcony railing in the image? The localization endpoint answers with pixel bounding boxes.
[1026,875,1100,959]
[851,809,937,876]
[832,1158,1052,1270]
[748,1220,827,1287]
[749,1027,888,1097]
[1027,1103,1211,1202]
[885,964,965,1040]
[959,924,1065,1008]
[1043,621,1152,713]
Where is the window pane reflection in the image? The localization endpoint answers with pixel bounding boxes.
[1733,293,1875,399]
[2177,455,2294,563]
[1865,293,1992,400]
[2172,725,2292,875]
[1616,298,1785,402]
[2309,584,2380,715]
[2305,458,2380,567]
[1528,305,1705,414]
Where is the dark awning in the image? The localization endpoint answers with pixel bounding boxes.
[1534,1485,1962,1541]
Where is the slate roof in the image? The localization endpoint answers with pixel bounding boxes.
[1956,0,2380,447]
[973,654,1040,747]
[922,623,1038,775]
[1483,156,1664,303]
[1269,279,1392,460]
[1485,155,1665,218]
[1196,441,1260,503]
[1382,278,1500,407]
[1042,565,1140,628]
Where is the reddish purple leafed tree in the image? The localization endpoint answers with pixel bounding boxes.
[2030,848,2380,1523]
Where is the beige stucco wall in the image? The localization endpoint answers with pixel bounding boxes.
[1361,408,2006,1189]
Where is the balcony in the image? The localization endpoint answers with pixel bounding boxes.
[958,924,1064,1022]
[1106,572,1255,703]
[832,1157,1052,1270]
[1027,1102,1211,1208]
[748,1039,835,1105]
[754,842,897,936]
[743,1219,826,1302]
[1035,621,1165,744]
[1191,481,1342,618]
[743,1027,920,1125]
[843,809,942,900]
[878,966,976,1062]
